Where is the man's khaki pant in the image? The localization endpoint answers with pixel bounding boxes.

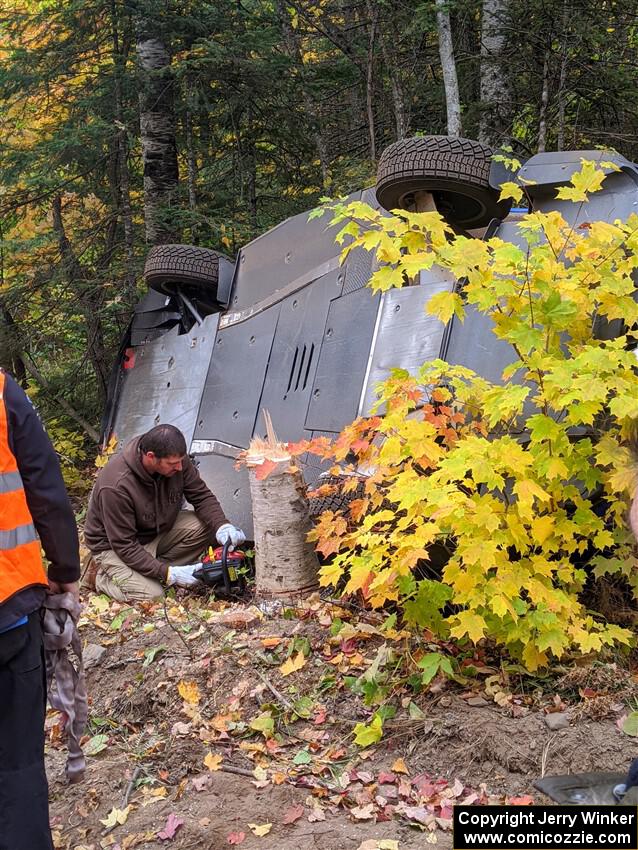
[94,511,211,602]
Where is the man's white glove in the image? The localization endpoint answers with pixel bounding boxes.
[166,563,203,587]
[216,523,246,550]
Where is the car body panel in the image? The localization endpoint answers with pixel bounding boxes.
[104,149,638,535]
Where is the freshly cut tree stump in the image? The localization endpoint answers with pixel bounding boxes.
[246,412,319,599]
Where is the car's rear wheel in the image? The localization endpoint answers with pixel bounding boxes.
[376,135,512,229]
[144,244,229,311]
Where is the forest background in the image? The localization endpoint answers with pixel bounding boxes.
[1,0,638,480]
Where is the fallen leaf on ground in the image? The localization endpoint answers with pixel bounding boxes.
[391,757,409,774]
[157,813,184,841]
[204,752,223,771]
[399,804,434,825]
[357,842,399,850]
[178,680,200,705]
[140,786,168,807]
[261,637,282,648]
[100,805,131,828]
[279,651,307,676]
[282,804,304,824]
[248,823,272,836]
[84,733,109,756]
[350,803,376,821]
[227,831,246,845]
[192,774,213,792]
[307,806,326,822]
[252,765,269,785]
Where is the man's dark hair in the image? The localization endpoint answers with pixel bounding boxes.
[139,424,187,458]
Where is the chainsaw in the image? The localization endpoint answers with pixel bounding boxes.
[193,540,247,595]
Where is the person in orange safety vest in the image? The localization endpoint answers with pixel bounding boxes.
[0,369,80,850]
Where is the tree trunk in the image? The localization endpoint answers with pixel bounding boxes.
[246,416,319,599]
[479,0,510,147]
[136,27,180,245]
[372,0,408,139]
[276,0,330,187]
[435,0,462,137]
[185,107,198,214]
[365,5,377,163]
[110,0,136,300]
[537,49,550,153]
[557,0,570,150]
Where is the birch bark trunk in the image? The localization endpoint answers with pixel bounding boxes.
[435,0,462,137]
[110,0,136,299]
[246,415,319,599]
[537,50,550,153]
[136,28,180,245]
[479,0,509,147]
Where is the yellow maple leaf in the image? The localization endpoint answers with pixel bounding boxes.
[248,823,272,837]
[531,515,554,545]
[392,757,409,774]
[100,805,131,828]
[450,610,487,643]
[178,680,200,705]
[498,181,524,204]
[204,752,223,771]
[279,651,307,676]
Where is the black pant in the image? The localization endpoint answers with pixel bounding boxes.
[0,613,53,850]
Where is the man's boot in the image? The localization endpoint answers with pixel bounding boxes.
[80,553,98,592]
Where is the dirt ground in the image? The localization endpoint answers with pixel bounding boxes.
[47,591,638,850]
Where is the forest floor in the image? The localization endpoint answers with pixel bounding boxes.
[47,589,638,850]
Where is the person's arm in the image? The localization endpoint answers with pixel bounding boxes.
[182,456,228,536]
[97,486,169,581]
[4,374,80,587]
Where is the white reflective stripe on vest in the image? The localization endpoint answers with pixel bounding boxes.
[0,522,38,550]
[0,470,23,495]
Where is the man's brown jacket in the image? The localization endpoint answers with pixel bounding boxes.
[84,437,227,581]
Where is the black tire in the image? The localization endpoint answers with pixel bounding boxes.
[376,135,512,229]
[144,244,229,308]
[308,475,365,519]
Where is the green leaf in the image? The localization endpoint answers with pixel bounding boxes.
[408,701,426,720]
[622,712,638,737]
[376,704,397,721]
[418,652,446,685]
[250,711,275,738]
[292,696,314,718]
[292,748,312,765]
[143,645,168,668]
[84,733,109,756]
[353,712,384,747]
[110,608,135,631]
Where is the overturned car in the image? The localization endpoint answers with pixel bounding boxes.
[102,135,638,535]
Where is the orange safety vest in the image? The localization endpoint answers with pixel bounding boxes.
[0,371,48,605]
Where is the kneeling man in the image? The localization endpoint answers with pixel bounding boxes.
[85,424,244,601]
